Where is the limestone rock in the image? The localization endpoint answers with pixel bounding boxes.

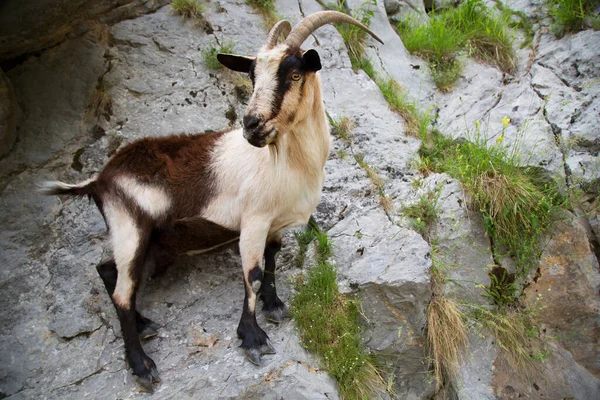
[328,207,434,398]
[0,68,18,158]
[523,215,600,378]
[347,0,436,107]
[0,0,170,61]
[419,173,494,304]
[384,0,428,23]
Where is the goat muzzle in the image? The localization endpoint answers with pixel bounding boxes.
[243,116,277,147]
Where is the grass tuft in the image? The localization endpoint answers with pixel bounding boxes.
[418,128,563,274]
[330,115,355,141]
[396,0,516,90]
[170,0,205,20]
[376,78,425,137]
[427,296,467,391]
[401,187,441,240]
[291,227,386,399]
[201,41,236,70]
[546,0,600,36]
[465,302,550,372]
[353,153,393,213]
[246,0,280,30]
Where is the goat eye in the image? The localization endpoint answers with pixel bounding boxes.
[291,73,302,81]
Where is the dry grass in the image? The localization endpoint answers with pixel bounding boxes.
[245,0,280,30]
[466,303,548,374]
[330,115,355,142]
[427,296,467,390]
[86,84,112,122]
[170,0,205,20]
[353,153,393,214]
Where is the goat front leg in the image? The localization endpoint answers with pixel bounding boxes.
[237,219,275,365]
[260,232,288,324]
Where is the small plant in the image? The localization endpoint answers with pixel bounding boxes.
[546,0,600,36]
[201,41,236,70]
[246,0,280,29]
[401,187,441,240]
[494,2,536,47]
[291,226,386,399]
[482,267,518,308]
[170,0,205,20]
[229,73,253,100]
[376,78,422,136]
[330,115,355,141]
[353,153,393,213]
[293,223,318,268]
[328,0,376,67]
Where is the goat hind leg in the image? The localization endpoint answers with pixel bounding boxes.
[96,260,160,340]
[104,204,160,392]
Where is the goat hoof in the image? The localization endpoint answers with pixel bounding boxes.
[265,306,288,324]
[136,375,154,393]
[139,324,159,340]
[134,356,160,392]
[245,348,262,365]
[260,341,276,355]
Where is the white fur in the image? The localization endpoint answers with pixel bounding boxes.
[104,199,140,309]
[115,175,171,218]
[37,177,97,195]
[246,47,288,119]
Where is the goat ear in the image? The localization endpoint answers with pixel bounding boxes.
[302,49,321,72]
[217,54,255,73]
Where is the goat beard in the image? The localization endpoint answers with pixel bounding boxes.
[268,140,279,165]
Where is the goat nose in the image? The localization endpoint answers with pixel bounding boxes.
[243,115,260,130]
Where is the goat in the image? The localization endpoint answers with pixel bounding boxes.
[41,11,382,393]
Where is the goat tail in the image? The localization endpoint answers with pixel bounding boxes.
[38,177,97,198]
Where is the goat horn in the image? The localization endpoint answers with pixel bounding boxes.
[284,10,383,49]
[266,20,292,48]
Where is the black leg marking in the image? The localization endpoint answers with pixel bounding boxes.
[96,219,160,393]
[260,241,288,324]
[237,269,275,365]
[96,260,159,340]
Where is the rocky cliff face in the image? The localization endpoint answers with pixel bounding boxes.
[0,0,598,399]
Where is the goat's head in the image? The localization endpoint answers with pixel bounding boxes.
[217,11,383,148]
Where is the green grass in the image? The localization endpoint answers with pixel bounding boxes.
[201,41,235,70]
[395,0,516,90]
[246,0,280,29]
[418,128,564,275]
[170,0,205,20]
[396,16,464,91]
[375,77,431,137]
[546,0,600,35]
[483,267,518,308]
[494,1,537,47]
[401,187,441,241]
[291,226,386,399]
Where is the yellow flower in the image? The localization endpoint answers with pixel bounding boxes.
[501,116,510,127]
[475,120,480,129]
[496,136,504,143]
